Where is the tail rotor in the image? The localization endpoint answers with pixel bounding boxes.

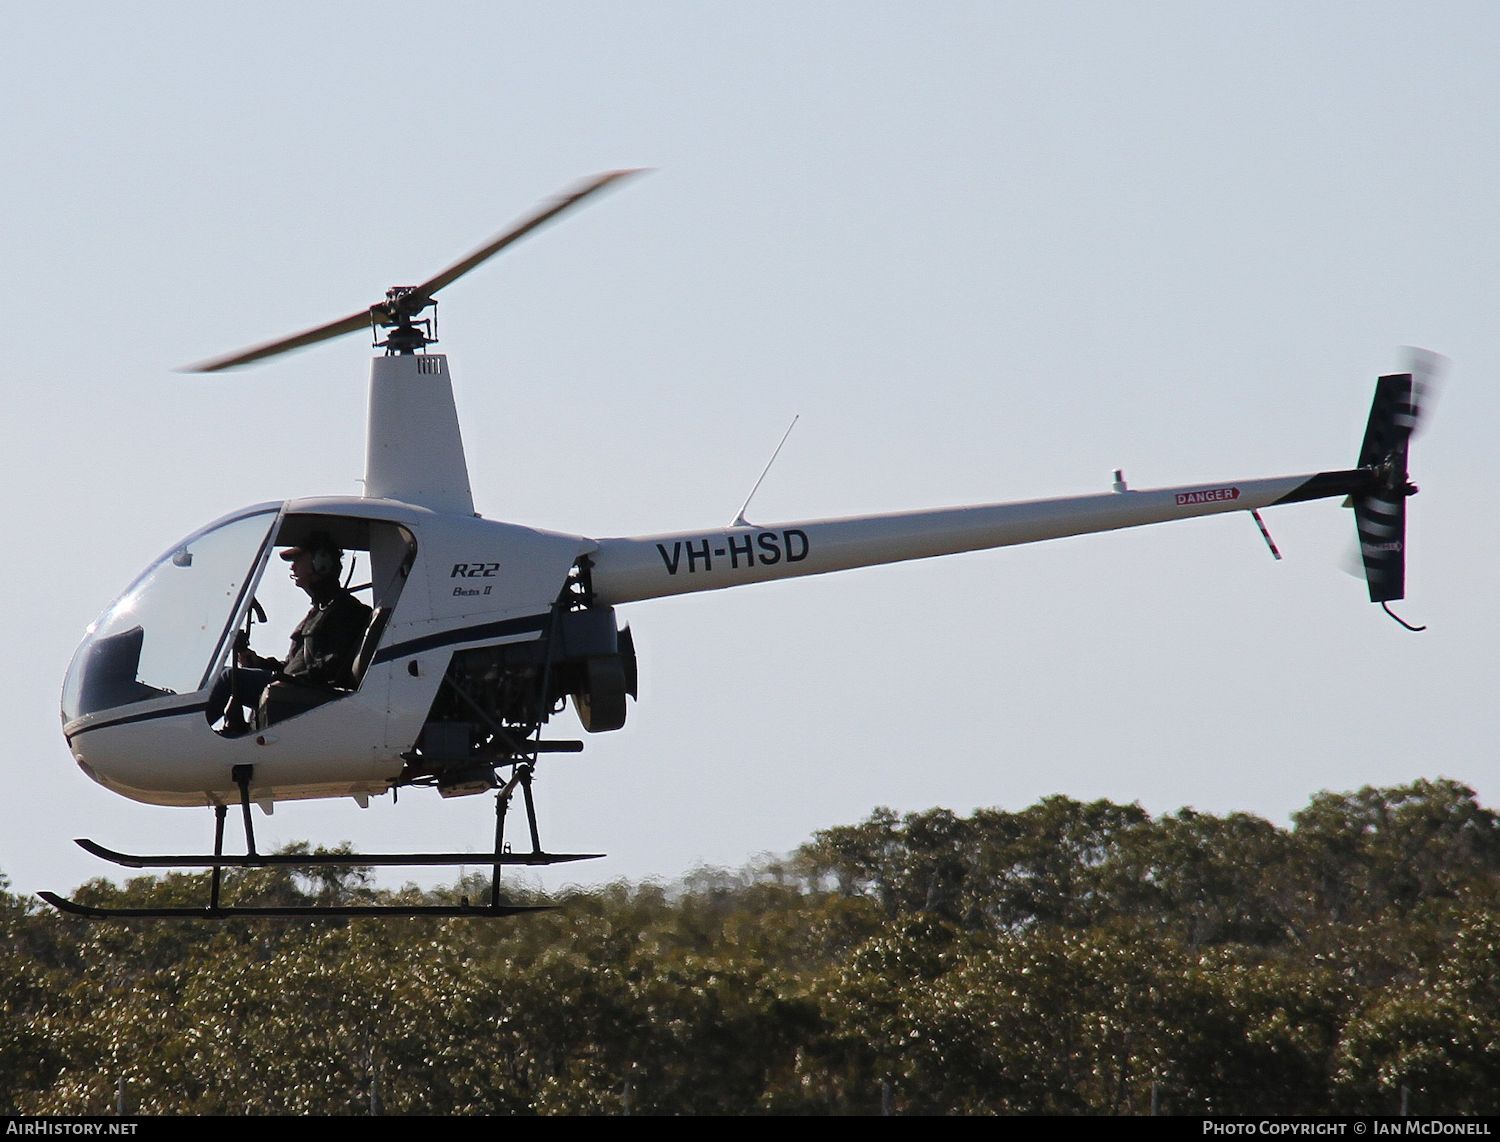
[1350,348,1444,625]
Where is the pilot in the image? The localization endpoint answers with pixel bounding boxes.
[216,530,373,728]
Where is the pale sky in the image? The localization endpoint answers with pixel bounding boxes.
[3,3,1496,900]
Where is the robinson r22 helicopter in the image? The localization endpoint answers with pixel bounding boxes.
[45,171,1436,919]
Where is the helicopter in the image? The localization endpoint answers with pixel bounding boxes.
[44,170,1436,919]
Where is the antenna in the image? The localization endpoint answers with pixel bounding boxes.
[731,415,799,527]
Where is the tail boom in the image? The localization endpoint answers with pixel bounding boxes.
[588,469,1375,606]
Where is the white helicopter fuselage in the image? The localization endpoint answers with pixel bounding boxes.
[60,352,1392,814]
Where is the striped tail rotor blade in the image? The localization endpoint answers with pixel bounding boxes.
[1354,492,1407,603]
[1358,373,1418,469]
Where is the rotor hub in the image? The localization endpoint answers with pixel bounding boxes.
[372,288,437,355]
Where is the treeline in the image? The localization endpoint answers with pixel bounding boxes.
[3,778,1497,1115]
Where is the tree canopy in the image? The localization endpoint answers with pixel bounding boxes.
[4,778,1496,1115]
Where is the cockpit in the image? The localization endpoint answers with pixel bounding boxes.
[62,505,416,731]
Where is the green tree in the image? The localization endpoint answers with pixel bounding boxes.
[1335,904,1500,1115]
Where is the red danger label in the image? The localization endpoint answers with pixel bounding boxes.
[1176,486,1241,505]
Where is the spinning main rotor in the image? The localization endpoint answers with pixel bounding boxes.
[189,168,644,372]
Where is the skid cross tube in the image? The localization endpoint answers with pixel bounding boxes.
[234,764,257,857]
[492,776,511,910]
[210,804,227,909]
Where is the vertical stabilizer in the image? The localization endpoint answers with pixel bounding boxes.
[364,354,475,515]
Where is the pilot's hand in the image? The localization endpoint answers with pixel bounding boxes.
[236,645,277,670]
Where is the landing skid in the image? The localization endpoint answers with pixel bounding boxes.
[72,839,602,869]
[41,761,599,920]
[36,893,550,920]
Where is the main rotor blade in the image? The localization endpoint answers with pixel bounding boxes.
[182,168,646,373]
[185,308,372,373]
[414,167,646,300]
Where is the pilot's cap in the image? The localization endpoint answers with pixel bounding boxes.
[279,529,341,563]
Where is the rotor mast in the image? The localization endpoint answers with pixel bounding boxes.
[362,290,470,511]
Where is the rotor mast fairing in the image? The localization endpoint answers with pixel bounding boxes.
[365,354,474,514]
